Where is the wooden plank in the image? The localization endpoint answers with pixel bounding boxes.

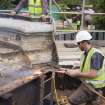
[0,69,42,96]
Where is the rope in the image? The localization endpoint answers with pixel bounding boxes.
[52,75,69,105]
[52,77,60,105]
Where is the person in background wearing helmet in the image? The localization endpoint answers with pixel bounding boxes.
[57,30,105,105]
[11,0,48,20]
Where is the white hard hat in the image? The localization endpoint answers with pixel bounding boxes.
[76,30,92,43]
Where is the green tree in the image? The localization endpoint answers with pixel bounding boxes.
[0,0,12,9]
[94,0,105,12]
[60,0,81,6]
[59,0,82,8]
[92,0,105,29]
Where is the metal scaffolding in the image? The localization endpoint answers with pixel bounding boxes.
[49,0,105,32]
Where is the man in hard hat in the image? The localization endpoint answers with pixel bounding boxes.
[58,30,105,105]
[11,0,48,18]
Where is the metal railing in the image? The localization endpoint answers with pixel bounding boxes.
[49,0,105,33]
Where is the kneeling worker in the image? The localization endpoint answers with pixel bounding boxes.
[58,30,105,105]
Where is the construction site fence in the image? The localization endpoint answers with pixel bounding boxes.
[55,31,105,40]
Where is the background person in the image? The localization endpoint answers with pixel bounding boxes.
[11,0,48,19]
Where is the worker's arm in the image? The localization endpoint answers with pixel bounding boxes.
[42,0,48,15]
[56,68,80,77]
[57,68,97,78]
[11,0,27,14]
[56,68,98,79]
[66,52,104,78]
[41,0,48,21]
[65,69,97,78]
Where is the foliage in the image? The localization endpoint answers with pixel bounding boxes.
[92,0,105,29]
[94,0,105,12]
[60,0,81,6]
[92,16,105,30]
[57,0,105,29]
[0,0,12,9]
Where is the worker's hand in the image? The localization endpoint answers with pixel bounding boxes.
[41,15,48,21]
[34,70,42,77]
[10,11,16,15]
[56,68,66,77]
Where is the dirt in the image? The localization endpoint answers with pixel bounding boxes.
[57,89,105,105]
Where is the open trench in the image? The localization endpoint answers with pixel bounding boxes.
[56,75,105,105]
